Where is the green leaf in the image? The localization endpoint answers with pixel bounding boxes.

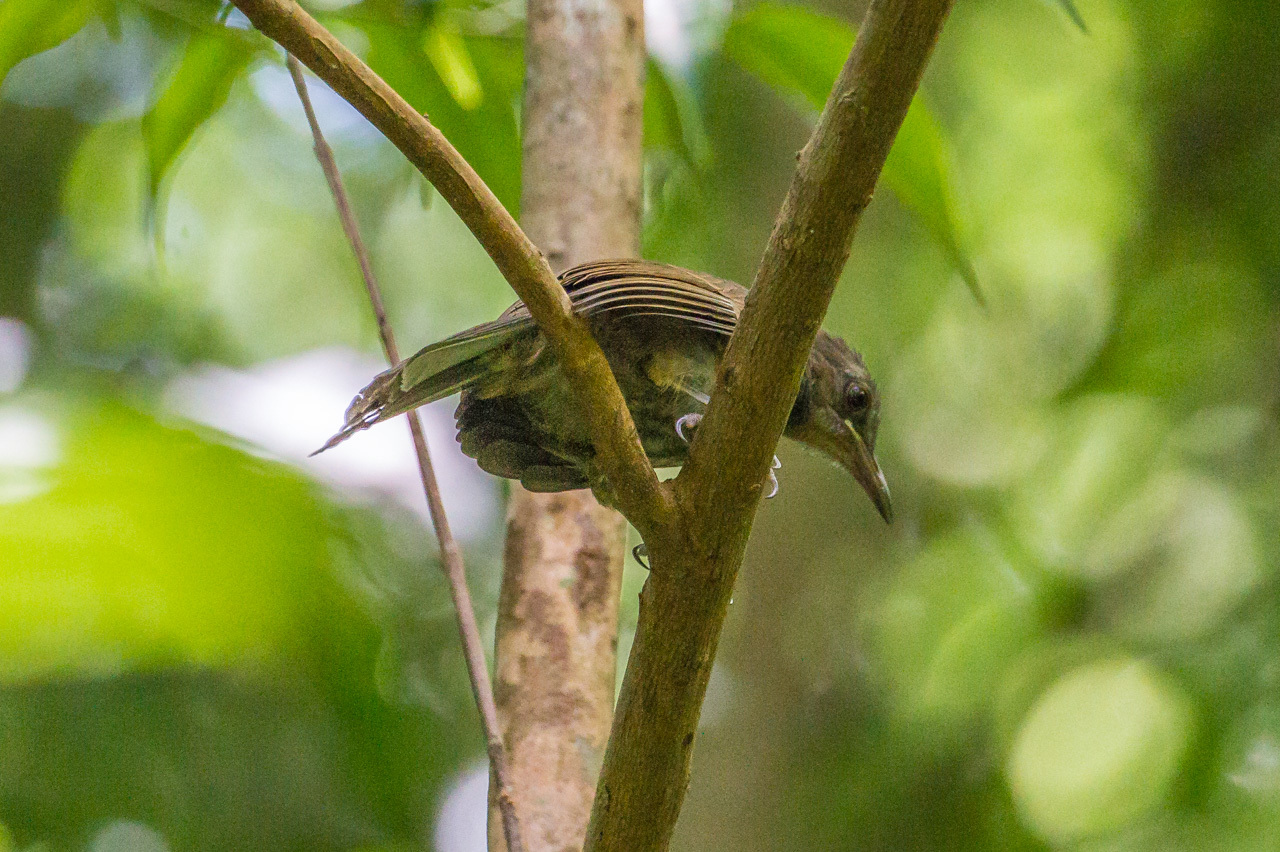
[643,58,710,167]
[421,21,483,110]
[0,0,96,86]
[722,2,979,301]
[361,23,523,211]
[1046,0,1088,33]
[882,104,980,303]
[141,29,256,198]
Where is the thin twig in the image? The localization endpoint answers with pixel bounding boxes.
[285,55,525,852]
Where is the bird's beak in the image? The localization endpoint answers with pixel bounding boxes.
[844,427,894,523]
[792,416,894,523]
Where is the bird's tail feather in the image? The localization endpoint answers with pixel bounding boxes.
[312,326,521,454]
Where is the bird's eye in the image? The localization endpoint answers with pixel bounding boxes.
[844,383,869,412]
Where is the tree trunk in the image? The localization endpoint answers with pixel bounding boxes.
[488,0,645,847]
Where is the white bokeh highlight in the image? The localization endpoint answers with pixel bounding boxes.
[164,347,498,539]
[434,762,490,852]
[0,317,34,394]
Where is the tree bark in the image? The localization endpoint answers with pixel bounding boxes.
[489,0,645,848]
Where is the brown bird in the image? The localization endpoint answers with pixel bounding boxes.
[318,260,892,522]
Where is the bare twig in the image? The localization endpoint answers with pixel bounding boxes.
[584,1,956,848]
[284,56,525,852]
[234,0,671,535]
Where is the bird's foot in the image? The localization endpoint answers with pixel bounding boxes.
[677,413,782,499]
[632,543,650,570]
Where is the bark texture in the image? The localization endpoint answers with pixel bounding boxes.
[489,0,645,847]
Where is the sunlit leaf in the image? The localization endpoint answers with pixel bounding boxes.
[0,0,96,86]
[643,58,710,167]
[141,29,257,198]
[722,2,979,300]
[422,21,483,110]
[362,23,523,210]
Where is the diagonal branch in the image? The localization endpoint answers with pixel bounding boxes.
[283,56,525,852]
[230,0,672,535]
[585,0,956,848]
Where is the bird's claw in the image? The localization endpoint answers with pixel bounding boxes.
[632,543,650,570]
[765,457,781,499]
[675,413,702,443]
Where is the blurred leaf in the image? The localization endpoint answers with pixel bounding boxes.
[97,0,123,40]
[1046,0,1088,32]
[722,2,979,300]
[1007,658,1191,844]
[0,0,96,86]
[882,105,980,303]
[0,399,326,677]
[362,23,523,210]
[132,0,228,32]
[421,21,482,110]
[644,58,710,167]
[721,3,856,107]
[141,29,256,198]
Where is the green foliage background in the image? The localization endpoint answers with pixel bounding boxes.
[1,0,1277,849]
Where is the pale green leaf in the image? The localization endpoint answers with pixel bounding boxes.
[141,29,256,198]
[0,0,96,86]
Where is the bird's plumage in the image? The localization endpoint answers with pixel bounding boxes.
[320,260,892,520]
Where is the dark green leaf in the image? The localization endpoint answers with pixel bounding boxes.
[0,0,96,86]
[722,2,979,301]
[644,58,710,167]
[141,29,256,198]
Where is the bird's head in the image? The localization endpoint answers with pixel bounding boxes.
[785,333,893,523]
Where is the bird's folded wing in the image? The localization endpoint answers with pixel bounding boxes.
[313,261,742,454]
[498,259,741,336]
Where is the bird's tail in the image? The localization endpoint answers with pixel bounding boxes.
[312,322,525,455]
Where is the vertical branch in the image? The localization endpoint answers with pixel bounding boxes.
[283,57,525,852]
[488,0,645,847]
[586,0,956,848]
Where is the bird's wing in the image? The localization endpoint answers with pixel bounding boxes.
[314,261,743,453]
[399,318,527,390]
[498,260,742,336]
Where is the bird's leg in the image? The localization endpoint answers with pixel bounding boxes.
[674,401,782,499]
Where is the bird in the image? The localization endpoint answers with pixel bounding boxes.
[317,259,893,522]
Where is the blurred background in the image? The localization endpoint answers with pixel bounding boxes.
[1,0,1278,849]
